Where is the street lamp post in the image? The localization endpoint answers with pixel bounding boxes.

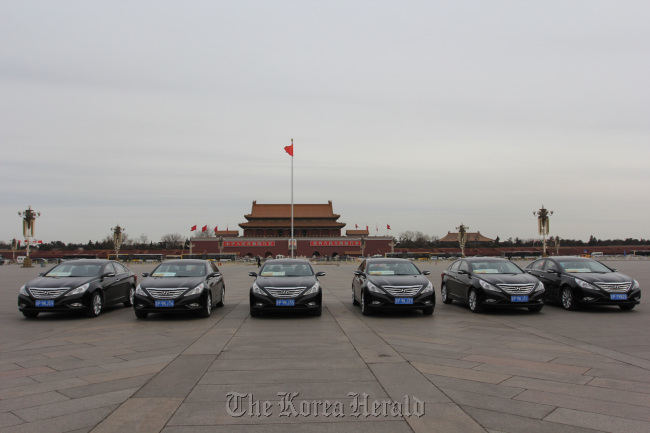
[111,225,123,260]
[456,223,469,258]
[533,205,553,257]
[18,206,40,267]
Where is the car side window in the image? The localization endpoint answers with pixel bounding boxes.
[358,261,366,272]
[114,263,127,274]
[459,261,470,272]
[544,260,559,272]
[210,261,218,272]
[530,260,545,271]
[104,263,116,275]
[448,261,460,271]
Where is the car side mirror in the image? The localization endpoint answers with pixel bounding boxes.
[354,270,364,276]
[546,269,558,274]
[142,272,149,277]
[457,270,469,275]
[249,271,258,277]
[102,272,116,279]
[610,268,618,272]
[208,272,221,278]
[316,271,326,277]
[422,270,431,275]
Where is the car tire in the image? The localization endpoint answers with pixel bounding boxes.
[361,290,372,316]
[86,292,103,317]
[619,304,635,311]
[216,287,225,307]
[135,310,148,319]
[528,305,543,313]
[199,292,212,318]
[422,307,434,315]
[250,307,261,317]
[561,287,578,311]
[352,288,360,306]
[22,311,39,319]
[124,286,135,307]
[441,284,453,304]
[468,289,484,313]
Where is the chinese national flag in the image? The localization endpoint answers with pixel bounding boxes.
[387,224,391,230]
[284,139,294,156]
[214,226,218,233]
[190,225,197,231]
[355,224,358,229]
[202,225,207,232]
[366,225,369,231]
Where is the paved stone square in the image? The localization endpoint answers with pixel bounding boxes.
[1,259,649,432]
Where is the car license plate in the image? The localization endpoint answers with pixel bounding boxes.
[35,300,54,307]
[395,298,414,304]
[511,296,529,303]
[611,294,628,300]
[276,299,295,306]
[155,300,174,307]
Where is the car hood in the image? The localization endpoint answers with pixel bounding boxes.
[25,276,98,289]
[140,276,205,289]
[477,273,539,285]
[368,274,430,287]
[570,272,634,284]
[255,276,317,289]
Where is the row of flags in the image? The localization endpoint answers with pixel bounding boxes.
[356,224,391,231]
[190,225,228,233]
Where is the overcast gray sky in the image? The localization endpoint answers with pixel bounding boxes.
[2,0,649,245]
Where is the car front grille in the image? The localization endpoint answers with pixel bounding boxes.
[146,288,187,299]
[596,282,631,292]
[265,287,306,298]
[29,288,70,299]
[496,283,536,294]
[383,286,422,296]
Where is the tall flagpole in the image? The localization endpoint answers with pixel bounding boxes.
[290,138,294,258]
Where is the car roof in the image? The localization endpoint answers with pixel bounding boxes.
[158,259,209,266]
[365,258,412,263]
[462,257,510,262]
[61,259,110,264]
[264,259,311,265]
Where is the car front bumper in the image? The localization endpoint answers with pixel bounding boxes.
[478,290,545,308]
[364,291,435,311]
[250,291,321,313]
[133,292,207,313]
[576,287,641,306]
[18,293,92,313]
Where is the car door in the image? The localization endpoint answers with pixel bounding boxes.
[352,260,367,301]
[111,262,132,303]
[444,260,463,299]
[207,262,223,301]
[100,262,120,304]
[455,260,473,300]
[542,259,563,302]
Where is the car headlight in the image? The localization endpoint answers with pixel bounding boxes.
[252,282,265,295]
[184,283,205,297]
[421,281,434,294]
[479,280,499,292]
[135,284,147,296]
[19,285,29,296]
[534,281,545,292]
[303,281,320,295]
[66,283,89,296]
[367,281,383,294]
[575,278,598,290]
[632,280,640,290]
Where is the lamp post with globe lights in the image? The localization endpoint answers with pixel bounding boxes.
[18,206,40,267]
[457,223,469,258]
[533,205,553,257]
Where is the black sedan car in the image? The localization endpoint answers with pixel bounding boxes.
[18,259,136,318]
[352,258,435,316]
[133,260,225,319]
[526,256,641,310]
[441,257,545,313]
[249,259,324,317]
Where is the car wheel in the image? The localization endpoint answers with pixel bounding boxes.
[619,304,635,311]
[250,307,261,317]
[468,289,483,313]
[199,292,212,318]
[441,284,452,304]
[528,305,543,313]
[561,287,578,311]
[124,286,135,307]
[352,288,360,306]
[22,311,39,319]
[361,290,372,316]
[422,307,434,315]
[216,286,225,307]
[135,310,148,319]
[86,292,103,317]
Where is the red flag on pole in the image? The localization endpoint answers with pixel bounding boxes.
[366,225,368,231]
[284,139,294,156]
[355,224,358,229]
[201,225,207,232]
[214,226,218,233]
[190,225,197,231]
[387,224,391,230]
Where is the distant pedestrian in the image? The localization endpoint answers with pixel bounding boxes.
[256,256,261,267]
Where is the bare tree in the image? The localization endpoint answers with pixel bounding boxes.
[195,226,215,238]
[160,233,184,248]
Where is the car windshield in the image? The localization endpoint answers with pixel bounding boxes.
[367,261,420,276]
[46,263,102,277]
[260,262,314,277]
[559,260,611,273]
[151,263,206,277]
[470,261,523,274]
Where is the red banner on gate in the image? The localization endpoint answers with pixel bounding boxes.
[310,241,361,247]
[224,241,275,247]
